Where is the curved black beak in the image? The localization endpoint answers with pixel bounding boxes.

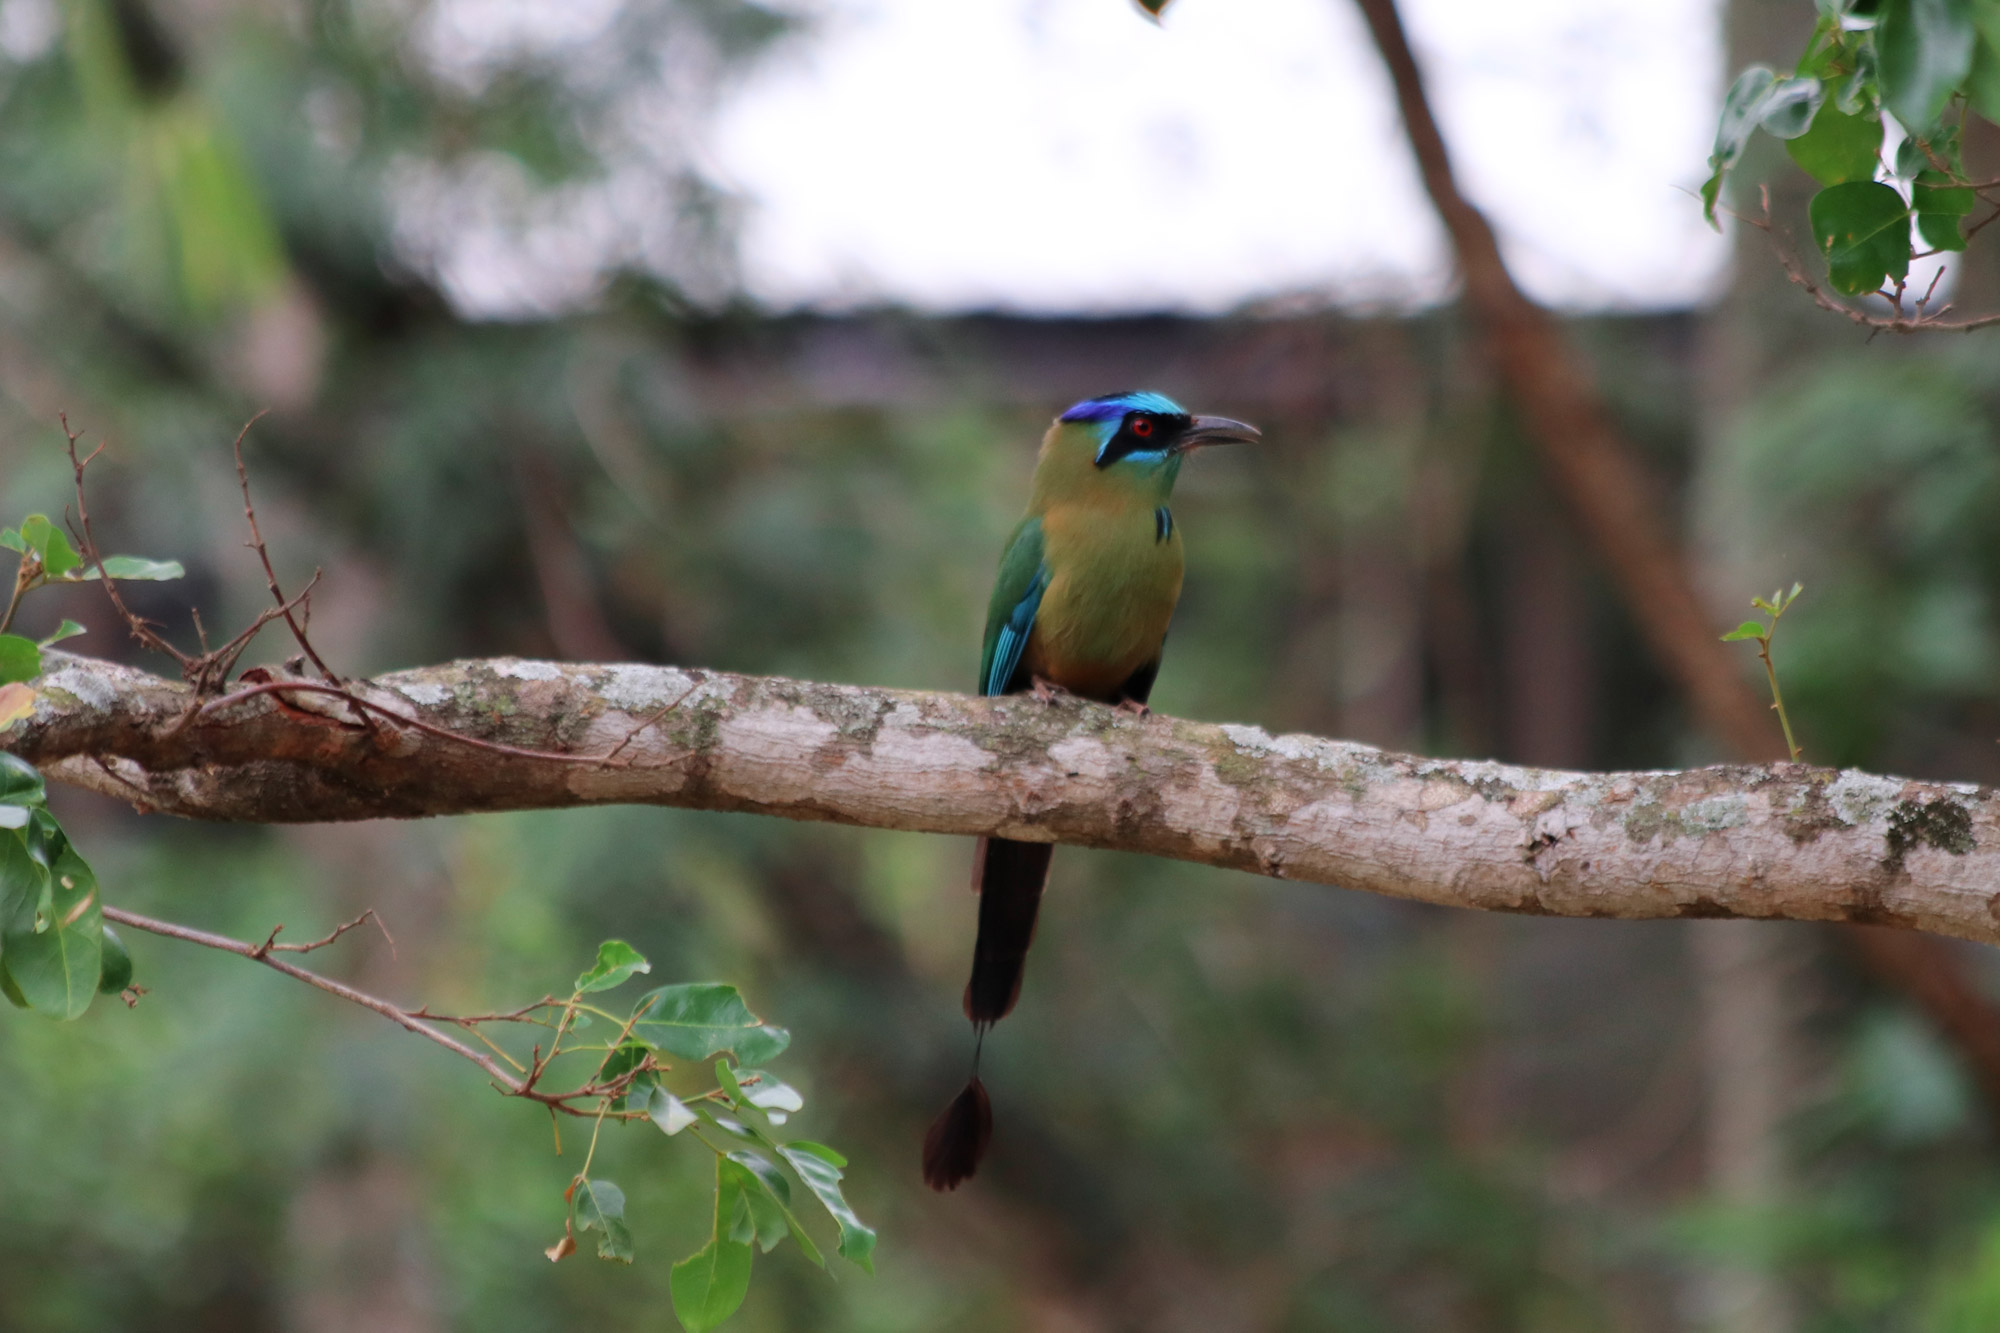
[1174,415,1262,452]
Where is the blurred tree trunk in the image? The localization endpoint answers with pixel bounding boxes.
[1689,920,1801,1333]
[1499,505,1593,770]
[1334,328,1426,750]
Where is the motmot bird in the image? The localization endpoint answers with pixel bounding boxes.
[922,390,1261,1191]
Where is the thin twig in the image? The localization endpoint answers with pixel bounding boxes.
[101,906,649,1118]
[410,996,566,1027]
[251,908,398,959]
[600,684,699,764]
[206,574,322,687]
[104,905,518,1084]
[0,557,31,637]
[230,413,341,686]
[63,421,194,673]
[1731,196,2000,334]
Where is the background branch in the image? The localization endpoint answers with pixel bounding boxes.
[1349,0,2000,1126]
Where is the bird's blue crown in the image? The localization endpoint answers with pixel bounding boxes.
[1058,391,1186,424]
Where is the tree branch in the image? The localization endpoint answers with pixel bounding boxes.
[10,652,2000,946]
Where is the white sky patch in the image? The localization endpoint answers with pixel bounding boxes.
[0,0,60,64]
[713,0,1733,314]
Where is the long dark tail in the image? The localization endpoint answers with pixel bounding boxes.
[964,836,1053,1024]
[922,836,1052,1191]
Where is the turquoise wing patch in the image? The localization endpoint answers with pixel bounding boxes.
[984,570,1047,697]
[979,517,1047,698]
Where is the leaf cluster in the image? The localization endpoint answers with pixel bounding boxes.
[0,506,186,1022]
[0,510,182,691]
[1705,0,2000,302]
[0,755,129,1020]
[534,942,875,1332]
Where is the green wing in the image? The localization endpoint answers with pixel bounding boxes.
[978,516,1047,697]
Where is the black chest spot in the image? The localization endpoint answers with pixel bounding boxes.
[1154,506,1173,543]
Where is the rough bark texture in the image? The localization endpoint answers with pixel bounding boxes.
[6,652,1999,945]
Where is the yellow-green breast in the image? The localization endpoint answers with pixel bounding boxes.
[1023,496,1183,700]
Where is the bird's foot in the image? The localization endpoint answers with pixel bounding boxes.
[1113,698,1151,718]
[1030,676,1073,706]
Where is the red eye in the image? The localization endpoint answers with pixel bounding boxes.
[1131,418,1154,438]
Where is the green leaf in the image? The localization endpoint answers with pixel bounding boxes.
[630,983,791,1068]
[0,827,45,931]
[1721,621,1768,642]
[600,1040,656,1110]
[17,515,53,559]
[38,621,85,648]
[1760,76,1826,137]
[721,1154,792,1253]
[91,556,185,582]
[694,1104,758,1143]
[1706,66,1780,222]
[39,532,80,579]
[1835,37,1882,112]
[672,1166,754,1333]
[571,1177,634,1263]
[740,1070,804,1124]
[728,1150,792,1209]
[1787,101,1883,183]
[1895,134,1935,178]
[1975,0,2000,48]
[22,808,57,877]
[646,1085,698,1136]
[0,754,45,809]
[574,939,651,993]
[717,1155,753,1246]
[671,1238,752,1333]
[1914,169,1976,248]
[0,529,22,553]
[1810,180,1913,294]
[1877,0,1977,130]
[3,836,102,1019]
[0,635,41,686]
[1968,32,2000,119]
[0,964,27,1008]
[1799,14,1844,75]
[778,1141,876,1273]
[97,924,132,994]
